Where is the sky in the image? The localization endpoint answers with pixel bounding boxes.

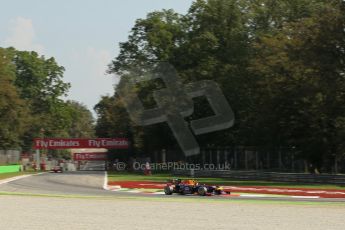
[0,0,193,116]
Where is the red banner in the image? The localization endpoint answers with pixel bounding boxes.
[73,152,107,161]
[33,138,129,150]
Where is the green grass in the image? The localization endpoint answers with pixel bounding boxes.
[0,172,37,180]
[1,191,345,206]
[107,171,345,190]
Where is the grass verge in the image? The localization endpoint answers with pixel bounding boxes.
[0,172,37,180]
[1,191,345,206]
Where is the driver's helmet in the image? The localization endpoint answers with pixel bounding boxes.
[170,179,181,184]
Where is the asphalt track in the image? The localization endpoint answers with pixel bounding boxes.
[1,171,345,203]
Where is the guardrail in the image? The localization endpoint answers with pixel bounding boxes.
[172,170,345,185]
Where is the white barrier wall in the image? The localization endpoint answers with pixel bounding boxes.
[0,150,20,164]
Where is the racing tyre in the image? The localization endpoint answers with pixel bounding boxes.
[197,186,207,196]
[164,185,173,195]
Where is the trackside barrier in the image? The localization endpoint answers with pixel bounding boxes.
[172,170,345,185]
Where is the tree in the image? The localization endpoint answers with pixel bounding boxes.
[250,1,345,171]
[0,48,28,149]
[65,100,95,138]
[108,1,254,155]
[1,46,96,153]
[109,9,185,75]
[101,0,345,171]
[5,48,71,150]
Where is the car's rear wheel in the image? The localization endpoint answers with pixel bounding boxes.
[164,185,173,195]
[197,186,207,196]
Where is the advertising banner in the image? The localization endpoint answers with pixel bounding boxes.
[33,138,129,150]
[73,152,107,161]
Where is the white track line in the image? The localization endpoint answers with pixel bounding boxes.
[153,192,165,195]
[291,196,320,199]
[239,194,268,198]
[103,171,109,190]
[126,190,142,193]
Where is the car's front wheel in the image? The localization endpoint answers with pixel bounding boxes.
[164,185,173,195]
[197,186,207,196]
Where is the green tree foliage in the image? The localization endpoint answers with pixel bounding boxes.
[251,1,345,170]
[0,48,28,148]
[5,49,71,149]
[65,100,95,138]
[99,0,345,171]
[95,95,130,138]
[0,47,95,151]
[109,9,185,74]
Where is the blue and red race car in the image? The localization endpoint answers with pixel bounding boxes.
[164,179,230,196]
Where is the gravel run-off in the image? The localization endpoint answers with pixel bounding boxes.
[1,195,344,230]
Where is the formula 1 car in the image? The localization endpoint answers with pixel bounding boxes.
[164,179,230,196]
[50,165,63,173]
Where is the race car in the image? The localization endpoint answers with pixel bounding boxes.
[164,179,229,196]
[50,165,63,173]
